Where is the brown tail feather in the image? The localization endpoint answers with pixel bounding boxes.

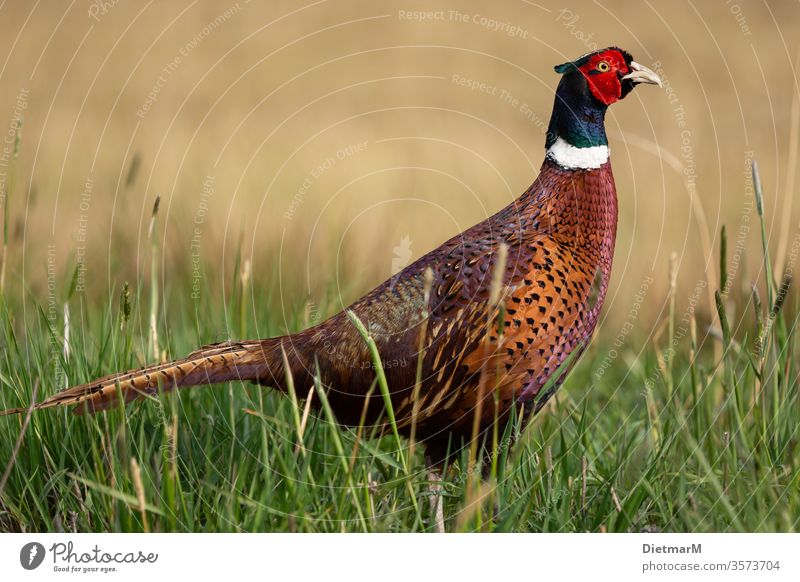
[0,340,277,416]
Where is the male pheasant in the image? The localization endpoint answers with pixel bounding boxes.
[1,48,660,467]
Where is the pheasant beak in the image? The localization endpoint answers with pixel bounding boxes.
[622,61,662,88]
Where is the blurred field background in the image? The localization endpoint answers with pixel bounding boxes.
[0,0,797,332]
[0,1,798,533]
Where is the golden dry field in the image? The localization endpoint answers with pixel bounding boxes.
[0,0,797,331]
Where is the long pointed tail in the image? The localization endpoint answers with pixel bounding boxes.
[0,340,279,416]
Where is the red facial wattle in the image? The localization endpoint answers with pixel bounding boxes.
[577,50,630,105]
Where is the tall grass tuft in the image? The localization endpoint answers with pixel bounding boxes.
[0,120,21,295]
[147,196,161,361]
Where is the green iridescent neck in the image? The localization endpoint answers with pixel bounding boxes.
[545,72,609,149]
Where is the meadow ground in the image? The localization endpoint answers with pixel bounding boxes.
[0,167,797,532]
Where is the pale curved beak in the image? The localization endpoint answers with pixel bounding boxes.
[622,61,662,88]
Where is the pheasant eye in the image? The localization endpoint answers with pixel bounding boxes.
[596,61,610,72]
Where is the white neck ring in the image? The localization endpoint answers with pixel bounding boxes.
[546,137,609,170]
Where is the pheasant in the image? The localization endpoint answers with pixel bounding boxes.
[2,47,660,512]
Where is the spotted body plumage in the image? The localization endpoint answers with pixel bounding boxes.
[276,158,619,460]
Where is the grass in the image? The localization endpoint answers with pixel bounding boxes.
[0,162,798,533]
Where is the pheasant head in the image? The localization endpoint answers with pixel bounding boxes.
[545,47,661,169]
